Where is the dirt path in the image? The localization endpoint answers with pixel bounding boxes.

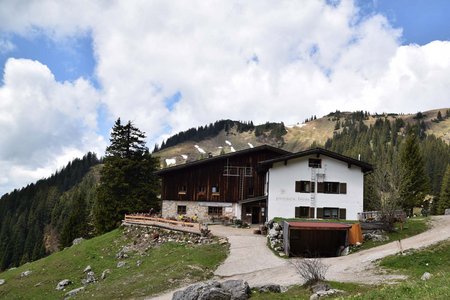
[149,216,450,299]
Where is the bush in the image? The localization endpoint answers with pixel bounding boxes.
[290,258,329,285]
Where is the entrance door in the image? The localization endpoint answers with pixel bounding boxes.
[251,207,260,224]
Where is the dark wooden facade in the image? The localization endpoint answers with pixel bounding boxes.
[156,146,289,204]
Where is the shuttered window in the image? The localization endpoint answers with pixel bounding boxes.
[339,208,347,220]
[317,208,324,218]
[295,181,315,193]
[317,182,347,194]
[339,183,347,194]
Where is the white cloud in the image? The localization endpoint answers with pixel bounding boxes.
[1,0,450,194]
[0,58,106,195]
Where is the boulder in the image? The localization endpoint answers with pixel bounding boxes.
[421,272,432,281]
[64,287,85,299]
[221,280,250,300]
[72,238,84,246]
[0,279,5,286]
[253,284,281,293]
[21,270,32,277]
[445,209,450,215]
[198,287,231,300]
[273,223,282,231]
[56,279,72,290]
[172,281,221,300]
[117,261,126,268]
[101,269,111,280]
[83,265,91,273]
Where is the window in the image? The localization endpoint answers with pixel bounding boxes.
[208,206,223,216]
[295,181,315,193]
[295,206,311,218]
[323,207,339,219]
[317,182,347,194]
[178,185,187,194]
[177,205,186,215]
[309,158,322,168]
[211,185,220,193]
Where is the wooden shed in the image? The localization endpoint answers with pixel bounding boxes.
[283,221,352,257]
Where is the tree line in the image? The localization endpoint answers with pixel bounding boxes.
[324,112,450,218]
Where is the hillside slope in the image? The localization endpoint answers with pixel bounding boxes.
[0,227,227,299]
[154,108,450,166]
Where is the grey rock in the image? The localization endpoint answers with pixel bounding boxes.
[101,269,111,280]
[172,281,222,300]
[0,279,5,286]
[136,260,142,267]
[313,288,343,298]
[310,282,330,293]
[117,261,126,268]
[84,271,96,284]
[445,208,450,215]
[421,272,432,281]
[83,265,91,273]
[56,279,72,290]
[253,284,281,293]
[21,270,32,277]
[72,238,84,246]
[64,287,85,299]
[310,293,319,300]
[198,287,231,300]
[221,280,250,300]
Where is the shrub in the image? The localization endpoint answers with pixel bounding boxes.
[290,258,329,285]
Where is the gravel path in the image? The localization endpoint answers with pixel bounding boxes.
[150,215,450,299]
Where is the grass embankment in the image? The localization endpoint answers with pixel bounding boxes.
[354,217,429,252]
[0,228,227,299]
[251,239,450,299]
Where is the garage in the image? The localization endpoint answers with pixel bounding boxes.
[283,221,352,257]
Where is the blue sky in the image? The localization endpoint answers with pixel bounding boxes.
[357,0,450,45]
[0,0,449,196]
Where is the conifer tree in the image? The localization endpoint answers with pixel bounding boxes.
[95,118,159,233]
[437,165,450,214]
[399,133,429,214]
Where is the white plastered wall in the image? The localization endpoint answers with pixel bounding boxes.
[267,155,364,220]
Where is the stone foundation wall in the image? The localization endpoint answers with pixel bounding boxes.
[162,200,237,222]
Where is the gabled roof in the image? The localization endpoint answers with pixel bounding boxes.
[259,147,373,173]
[155,145,290,175]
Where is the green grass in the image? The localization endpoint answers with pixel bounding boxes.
[353,217,429,252]
[0,229,228,299]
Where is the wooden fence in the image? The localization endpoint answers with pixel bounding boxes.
[123,214,202,235]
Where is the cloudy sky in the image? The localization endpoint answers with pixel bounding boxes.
[1,0,450,196]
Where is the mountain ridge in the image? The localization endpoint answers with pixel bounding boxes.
[153,108,450,167]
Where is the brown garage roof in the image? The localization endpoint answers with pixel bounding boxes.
[287,221,352,230]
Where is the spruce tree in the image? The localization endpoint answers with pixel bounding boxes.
[399,133,429,214]
[95,119,160,233]
[437,165,450,214]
